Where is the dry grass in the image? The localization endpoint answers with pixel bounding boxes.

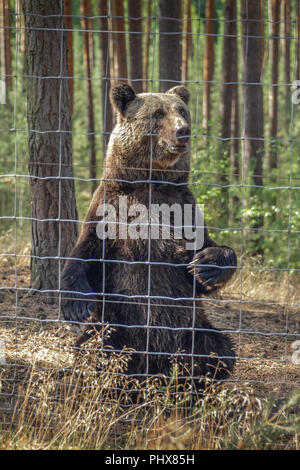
[0,322,300,450]
[222,253,300,307]
[0,257,300,449]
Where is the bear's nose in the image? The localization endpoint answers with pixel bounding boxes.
[176,125,190,142]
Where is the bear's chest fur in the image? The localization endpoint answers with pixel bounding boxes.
[99,185,195,300]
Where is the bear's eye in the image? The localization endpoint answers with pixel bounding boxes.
[177,107,187,118]
[152,109,165,120]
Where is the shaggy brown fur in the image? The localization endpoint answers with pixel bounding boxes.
[61,84,237,382]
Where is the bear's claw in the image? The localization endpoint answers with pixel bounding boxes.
[61,296,94,323]
[189,246,237,287]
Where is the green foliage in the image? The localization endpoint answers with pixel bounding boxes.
[1,0,300,275]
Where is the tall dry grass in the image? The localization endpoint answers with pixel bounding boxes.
[0,325,300,450]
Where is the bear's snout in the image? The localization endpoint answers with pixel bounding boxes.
[175,125,190,143]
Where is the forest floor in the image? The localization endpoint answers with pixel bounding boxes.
[0,265,300,449]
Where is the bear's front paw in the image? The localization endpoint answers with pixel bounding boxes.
[189,246,237,288]
[60,294,94,324]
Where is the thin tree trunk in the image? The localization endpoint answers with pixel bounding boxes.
[112,0,128,82]
[268,0,280,172]
[260,0,265,59]
[143,0,151,92]
[0,1,6,103]
[295,0,300,81]
[3,0,12,89]
[159,0,182,92]
[128,0,143,93]
[230,8,239,226]
[23,0,78,297]
[260,0,266,80]
[241,0,264,255]
[281,0,291,133]
[18,0,25,53]
[85,0,94,71]
[81,0,97,194]
[220,1,237,153]
[99,0,113,153]
[230,2,239,171]
[64,0,73,114]
[17,0,26,93]
[203,0,214,133]
[231,85,239,175]
[219,0,238,222]
[108,14,117,86]
[182,0,191,85]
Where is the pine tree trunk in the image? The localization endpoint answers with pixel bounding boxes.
[230,1,239,171]
[112,0,128,82]
[159,0,182,92]
[0,1,6,103]
[85,0,94,71]
[23,0,78,298]
[182,0,191,85]
[128,0,143,93]
[281,0,291,133]
[220,0,237,152]
[17,0,26,93]
[108,13,117,86]
[241,0,264,255]
[99,0,113,153]
[229,5,239,226]
[64,0,73,114]
[3,0,12,89]
[231,84,239,174]
[268,0,280,172]
[219,0,237,222]
[203,0,214,133]
[260,0,266,79]
[295,0,300,81]
[143,0,151,92]
[81,0,97,194]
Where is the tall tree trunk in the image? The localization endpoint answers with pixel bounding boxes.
[128,0,143,93]
[219,0,238,222]
[85,0,94,71]
[241,0,264,255]
[203,0,214,133]
[229,4,240,226]
[81,0,97,194]
[281,0,291,133]
[0,0,12,101]
[64,0,73,114]
[23,0,78,298]
[268,0,280,172]
[159,0,182,92]
[99,0,113,153]
[260,0,266,80]
[143,0,151,92]
[17,0,26,93]
[108,14,117,86]
[182,0,191,85]
[112,0,128,82]
[230,2,239,172]
[3,0,12,90]
[220,1,237,156]
[295,0,300,81]
[0,1,6,104]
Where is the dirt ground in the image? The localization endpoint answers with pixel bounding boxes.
[1,265,300,410]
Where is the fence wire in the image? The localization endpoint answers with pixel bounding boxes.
[0,0,300,428]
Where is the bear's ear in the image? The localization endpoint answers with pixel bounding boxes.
[166,86,190,105]
[110,84,136,115]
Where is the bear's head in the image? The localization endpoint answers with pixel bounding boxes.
[105,84,191,184]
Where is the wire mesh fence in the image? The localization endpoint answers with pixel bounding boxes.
[0,0,300,448]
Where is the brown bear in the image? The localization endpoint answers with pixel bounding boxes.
[61,84,237,383]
